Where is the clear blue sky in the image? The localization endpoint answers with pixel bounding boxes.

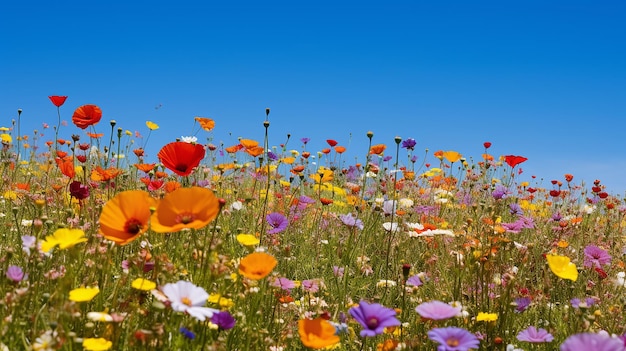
[2,1,625,194]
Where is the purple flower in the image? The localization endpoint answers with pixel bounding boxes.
[21,235,36,255]
[383,155,392,162]
[517,326,554,343]
[69,181,90,200]
[179,327,196,339]
[509,203,523,216]
[211,311,236,330]
[266,212,288,234]
[514,297,531,313]
[560,333,626,351]
[6,265,26,282]
[339,213,364,230]
[332,266,345,278]
[301,279,319,293]
[271,277,296,291]
[401,138,416,150]
[428,327,480,351]
[583,245,612,269]
[415,300,461,321]
[406,275,423,287]
[349,300,400,337]
[300,137,310,145]
[491,184,509,200]
[267,151,278,161]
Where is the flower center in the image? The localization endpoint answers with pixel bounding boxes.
[366,317,379,329]
[124,218,143,234]
[446,338,460,347]
[181,297,193,306]
[175,163,189,172]
[176,213,195,224]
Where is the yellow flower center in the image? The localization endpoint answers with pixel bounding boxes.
[446,338,459,347]
[181,297,192,306]
[176,213,195,224]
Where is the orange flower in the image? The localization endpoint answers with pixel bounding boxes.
[91,166,122,182]
[225,144,243,153]
[298,318,341,349]
[55,157,75,178]
[86,132,104,138]
[99,190,155,245]
[291,165,305,174]
[194,117,215,131]
[155,171,169,179]
[164,181,181,192]
[245,146,265,157]
[238,252,277,280]
[134,163,156,173]
[151,186,220,233]
[369,144,386,155]
[443,151,462,163]
[240,139,259,149]
[72,104,103,130]
[157,141,205,176]
[320,198,334,205]
[433,150,444,160]
[133,148,145,157]
[334,146,346,154]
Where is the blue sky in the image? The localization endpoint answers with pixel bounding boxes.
[2,1,626,194]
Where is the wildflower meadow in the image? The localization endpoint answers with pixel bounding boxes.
[2,97,626,351]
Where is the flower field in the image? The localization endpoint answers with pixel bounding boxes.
[1,97,626,350]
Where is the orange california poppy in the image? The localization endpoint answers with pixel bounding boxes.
[334,146,346,154]
[86,132,104,138]
[298,318,341,349]
[72,104,103,130]
[164,181,181,193]
[55,157,75,178]
[321,148,331,154]
[244,145,265,157]
[134,163,156,173]
[15,183,30,191]
[225,144,243,153]
[238,252,277,280]
[291,165,305,174]
[239,139,259,149]
[91,166,122,182]
[157,141,206,176]
[133,148,145,157]
[443,151,462,163]
[369,144,386,155]
[194,117,215,131]
[155,171,169,179]
[433,150,444,160]
[99,190,155,245]
[150,186,220,233]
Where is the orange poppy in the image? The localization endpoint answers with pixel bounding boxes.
[99,190,155,245]
[55,157,75,178]
[238,252,277,280]
[334,146,346,154]
[298,318,340,349]
[291,165,305,174]
[86,132,104,138]
[91,166,122,182]
[369,144,386,155]
[320,198,334,205]
[240,139,259,149]
[301,151,311,159]
[164,181,181,193]
[194,117,215,131]
[155,171,168,179]
[321,148,331,154]
[150,186,220,233]
[244,145,265,157]
[157,141,205,176]
[134,163,156,173]
[225,144,243,153]
[443,151,462,163]
[15,183,30,191]
[72,104,103,130]
[433,150,444,160]
[133,148,145,157]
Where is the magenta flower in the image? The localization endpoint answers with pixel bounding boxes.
[271,277,296,291]
[583,245,612,269]
[349,300,400,337]
[339,213,364,230]
[211,311,236,331]
[560,333,625,351]
[6,265,26,282]
[517,326,554,343]
[428,327,480,351]
[301,279,319,293]
[69,181,90,200]
[415,300,461,321]
[266,212,288,234]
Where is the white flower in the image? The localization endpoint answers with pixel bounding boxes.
[376,280,397,288]
[159,281,218,321]
[230,200,243,211]
[86,312,114,322]
[21,219,33,227]
[398,198,414,209]
[383,222,400,232]
[615,272,626,287]
[583,204,596,214]
[413,229,455,237]
[180,136,198,143]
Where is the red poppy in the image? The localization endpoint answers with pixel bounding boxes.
[483,142,492,149]
[504,155,528,168]
[157,141,206,176]
[326,139,338,147]
[49,96,68,107]
[72,104,103,130]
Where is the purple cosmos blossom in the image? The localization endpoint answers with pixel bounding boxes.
[383,155,392,162]
[22,235,36,255]
[491,184,509,200]
[339,213,364,230]
[266,212,288,234]
[6,265,26,282]
[271,277,296,291]
[401,138,416,150]
[517,326,554,343]
[551,212,563,222]
[300,137,310,145]
[69,181,90,200]
[411,155,418,163]
[301,279,319,293]
[211,311,236,330]
[415,300,461,320]
[332,266,345,278]
[428,327,480,351]
[406,275,423,287]
[267,151,278,161]
[349,300,401,337]
[560,332,626,351]
[514,297,531,313]
[583,245,612,269]
[509,203,523,216]
[382,200,397,215]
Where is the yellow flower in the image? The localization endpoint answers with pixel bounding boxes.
[3,190,17,200]
[476,312,498,322]
[145,121,159,130]
[208,294,235,308]
[0,126,9,131]
[41,228,88,253]
[0,133,12,144]
[69,287,100,302]
[546,254,578,281]
[82,337,112,351]
[125,130,132,136]
[236,234,260,247]
[310,167,334,183]
[86,312,114,322]
[131,278,156,291]
[442,150,462,163]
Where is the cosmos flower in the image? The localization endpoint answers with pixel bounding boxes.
[159,281,218,321]
[151,187,220,233]
[583,245,612,269]
[428,327,480,351]
[72,104,103,130]
[266,212,288,234]
[211,311,236,331]
[415,300,461,321]
[339,213,364,230]
[239,252,277,280]
[298,317,341,349]
[6,265,26,282]
[517,326,554,343]
[99,190,154,245]
[349,300,400,337]
[401,138,416,150]
[157,141,206,176]
[560,333,625,351]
